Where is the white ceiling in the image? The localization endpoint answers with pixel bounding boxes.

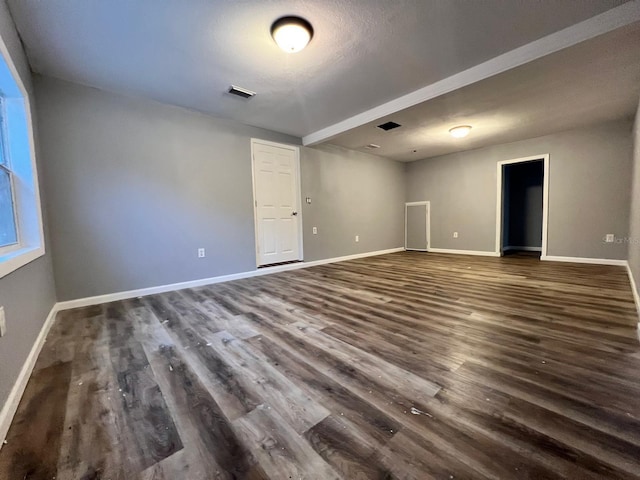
[7,0,631,140]
[331,22,640,161]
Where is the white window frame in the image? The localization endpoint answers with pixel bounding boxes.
[0,104,20,256]
[0,31,45,278]
[0,168,21,256]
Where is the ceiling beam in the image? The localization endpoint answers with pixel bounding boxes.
[302,1,640,146]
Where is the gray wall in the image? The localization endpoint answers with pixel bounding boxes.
[0,3,56,414]
[503,161,543,249]
[406,120,633,259]
[629,98,640,313]
[35,77,404,301]
[300,144,404,261]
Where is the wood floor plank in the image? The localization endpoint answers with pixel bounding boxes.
[33,308,94,372]
[206,287,442,400]
[303,415,395,480]
[128,303,259,480]
[206,330,331,434]
[0,362,72,480]
[153,343,268,479]
[109,341,183,469]
[377,429,491,480]
[2,251,640,479]
[55,312,130,480]
[144,294,262,419]
[458,361,640,446]
[245,334,401,448]
[286,322,441,398]
[138,450,191,480]
[232,406,342,480]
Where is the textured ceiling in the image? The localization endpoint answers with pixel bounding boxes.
[330,22,640,161]
[7,0,629,138]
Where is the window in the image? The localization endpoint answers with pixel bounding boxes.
[0,34,45,278]
[0,109,18,251]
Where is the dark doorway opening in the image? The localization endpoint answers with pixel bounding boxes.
[501,160,544,258]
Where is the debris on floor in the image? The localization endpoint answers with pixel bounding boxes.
[410,407,433,417]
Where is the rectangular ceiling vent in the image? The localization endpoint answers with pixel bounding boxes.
[364,143,381,150]
[377,121,401,131]
[228,85,256,99]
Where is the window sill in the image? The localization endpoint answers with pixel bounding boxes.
[0,245,45,279]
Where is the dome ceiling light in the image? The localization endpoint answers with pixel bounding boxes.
[449,125,472,138]
[271,16,314,53]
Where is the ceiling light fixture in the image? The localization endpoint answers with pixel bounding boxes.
[271,16,313,53]
[449,125,472,138]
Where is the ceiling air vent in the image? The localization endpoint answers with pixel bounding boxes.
[377,121,401,131]
[228,85,256,99]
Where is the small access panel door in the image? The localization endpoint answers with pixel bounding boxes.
[405,202,429,251]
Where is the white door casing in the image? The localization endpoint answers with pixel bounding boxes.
[251,139,303,266]
[495,154,550,257]
[405,201,430,251]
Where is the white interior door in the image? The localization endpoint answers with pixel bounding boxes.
[252,139,302,266]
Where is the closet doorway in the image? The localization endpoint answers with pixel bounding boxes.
[496,155,549,257]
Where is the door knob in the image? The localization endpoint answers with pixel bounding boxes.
[292,211,298,216]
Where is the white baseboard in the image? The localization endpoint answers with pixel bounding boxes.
[56,247,405,311]
[0,304,58,447]
[626,264,640,328]
[541,255,628,266]
[428,248,501,257]
[503,246,542,252]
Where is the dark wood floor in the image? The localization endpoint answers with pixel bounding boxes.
[1,252,640,479]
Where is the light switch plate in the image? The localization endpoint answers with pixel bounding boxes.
[605,234,614,243]
[312,227,317,234]
[453,232,459,238]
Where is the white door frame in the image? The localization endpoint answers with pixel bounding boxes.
[405,201,430,252]
[250,138,304,267]
[495,154,549,257]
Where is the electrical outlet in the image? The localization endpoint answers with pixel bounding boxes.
[312,227,318,235]
[605,234,615,243]
[306,197,312,204]
[198,248,206,258]
[355,235,359,242]
[453,232,459,238]
[0,307,6,337]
